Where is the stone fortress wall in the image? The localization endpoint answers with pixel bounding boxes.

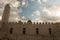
[0,21,60,40]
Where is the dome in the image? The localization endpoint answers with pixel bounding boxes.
[27,20,32,24]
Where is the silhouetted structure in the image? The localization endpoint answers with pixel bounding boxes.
[2,4,10,23]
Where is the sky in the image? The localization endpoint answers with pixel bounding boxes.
[0,0,60,22]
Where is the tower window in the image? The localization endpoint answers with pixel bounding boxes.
[49,28,51,35]
[10,28,13,34]
[36,28,39,35]
[23,28,26,35]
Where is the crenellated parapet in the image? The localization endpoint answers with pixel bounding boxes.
[8,20,56,25]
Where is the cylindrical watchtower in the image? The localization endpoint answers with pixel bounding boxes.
[2,4,10,23]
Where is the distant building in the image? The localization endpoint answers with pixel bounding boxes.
[0,4,60,40]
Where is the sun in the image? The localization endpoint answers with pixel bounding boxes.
[0,16,2,21]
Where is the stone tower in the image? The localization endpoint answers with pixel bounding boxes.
[2,4,10,23]
[0,4,10,33]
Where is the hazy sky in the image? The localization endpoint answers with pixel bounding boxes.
[0,0,60,22]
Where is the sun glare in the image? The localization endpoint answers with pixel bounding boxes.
[0,16,2,20]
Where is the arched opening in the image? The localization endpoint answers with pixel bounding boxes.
[10,28,13,34]
[49,28,51,35]
[23,28,26,35]
[36,28,39,35]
